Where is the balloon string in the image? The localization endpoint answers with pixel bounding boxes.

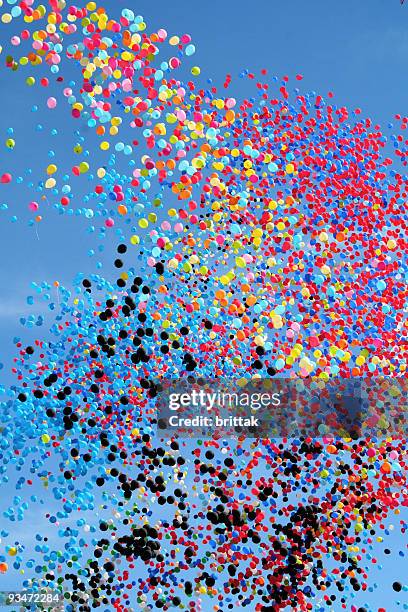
[35,225,40,241]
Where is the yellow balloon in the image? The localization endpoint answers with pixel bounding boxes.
[46,164,57,175]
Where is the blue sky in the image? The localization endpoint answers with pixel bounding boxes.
[0,0,407,609]
[2,0,408,374]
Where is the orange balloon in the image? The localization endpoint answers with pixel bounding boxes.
[381,461,391,474]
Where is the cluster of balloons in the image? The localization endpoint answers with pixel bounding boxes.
[0,0,407,610]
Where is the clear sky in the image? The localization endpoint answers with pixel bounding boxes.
[0,1,407,610]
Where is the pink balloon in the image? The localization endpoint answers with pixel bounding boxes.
[47,97,57,109]
[169,57,180,69]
